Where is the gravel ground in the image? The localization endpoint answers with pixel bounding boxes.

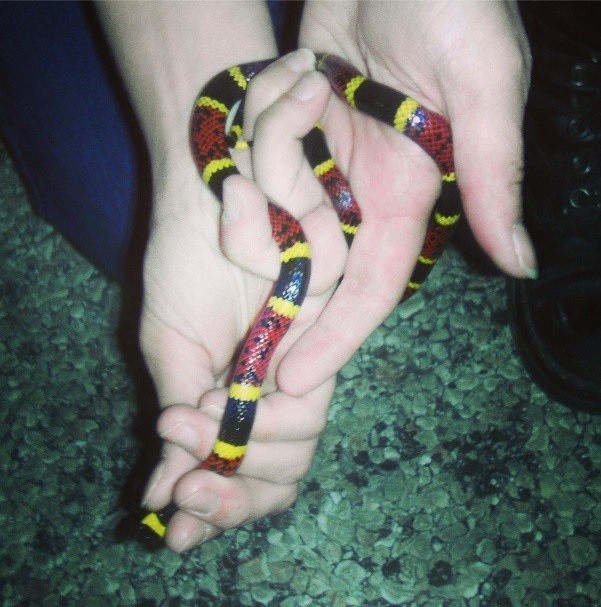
[2,140,600,607]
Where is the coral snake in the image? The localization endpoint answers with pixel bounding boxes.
[138,54,461,546]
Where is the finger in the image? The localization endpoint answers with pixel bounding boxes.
[276,111,441,396]
[141,441,198,510]
[144,392,319,508]
[278,212,428,395]
[253,70,332,218]
[221,174,281,281]
[156,404,321,484]
[139,315,218,510]
[451,92,537,279]
[159,375,335,445]
[167,473,298,552]
[165,512,220,553]
[441,14,537,279]
[221,175,347,293]
[223,69,347,292]
[242,47,316,140]
[253,70,348,291]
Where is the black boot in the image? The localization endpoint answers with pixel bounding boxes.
[508,2,601,411]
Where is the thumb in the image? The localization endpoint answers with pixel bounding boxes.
[446,50,537,279]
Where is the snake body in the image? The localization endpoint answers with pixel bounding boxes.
[139,54,460,545]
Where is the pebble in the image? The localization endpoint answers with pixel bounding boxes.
[567,536,598,568]
[2,140,601,606]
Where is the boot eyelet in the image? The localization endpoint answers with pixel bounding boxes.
[572,154,593,175]
[571,63,587,87]
[569,187,592,209]
[569,95,592,112]
[568,118,591,140]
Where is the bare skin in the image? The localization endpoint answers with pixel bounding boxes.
[277,0,535,396]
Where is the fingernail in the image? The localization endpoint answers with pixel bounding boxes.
[141,460,166,508]
[175,521,214,553]
[289,72,321,101]
[284,47,315,73]
[159,420,182,440]
[511,222,538,279]
[181,489,221,516]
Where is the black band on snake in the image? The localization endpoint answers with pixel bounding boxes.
[137,53,461,547]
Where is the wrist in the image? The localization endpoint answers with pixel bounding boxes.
[97,0,277,210]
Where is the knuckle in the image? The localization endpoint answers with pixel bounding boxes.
[274,444,317,485]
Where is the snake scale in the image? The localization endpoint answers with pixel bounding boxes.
[138,54,461,546]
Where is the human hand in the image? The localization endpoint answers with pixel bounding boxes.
[98,3,349,552]
[139,51,347,552]
[277,0,535,395]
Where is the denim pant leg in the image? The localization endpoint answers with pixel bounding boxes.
[0,1,143,282]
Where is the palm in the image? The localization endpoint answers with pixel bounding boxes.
[140,174,331,406]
